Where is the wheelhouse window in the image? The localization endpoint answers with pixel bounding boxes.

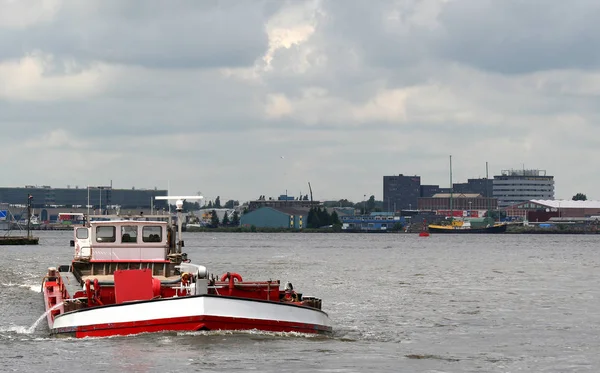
[142,226,162,242]
[121,225,138,243]
[96,226,116,243]
[76,227,89,239]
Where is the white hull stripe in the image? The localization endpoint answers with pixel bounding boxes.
[52,295,331,330]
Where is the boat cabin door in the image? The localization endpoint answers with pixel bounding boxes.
[73,226,92,260]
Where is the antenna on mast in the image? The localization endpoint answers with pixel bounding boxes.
[155,195,204,254]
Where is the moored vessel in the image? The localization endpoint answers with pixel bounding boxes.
[42,196,331,338]
[427,156,506,234]
[428,218,507,234]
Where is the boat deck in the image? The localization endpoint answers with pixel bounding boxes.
[81,274,180,284]
[59,270,82,298]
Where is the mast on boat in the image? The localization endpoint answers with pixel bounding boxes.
[486,161,490,219]
[155,195,204,253]
[449,155,453,222]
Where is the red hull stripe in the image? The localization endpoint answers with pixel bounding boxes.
[89,260,171,263]
[52,315,332,338]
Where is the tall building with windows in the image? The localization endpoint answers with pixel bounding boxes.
[493,169,554,208]
[383,174,421,211]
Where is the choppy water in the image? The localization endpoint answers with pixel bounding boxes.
[1,231,599,372]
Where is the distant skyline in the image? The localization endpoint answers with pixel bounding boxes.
[2,1,598,202]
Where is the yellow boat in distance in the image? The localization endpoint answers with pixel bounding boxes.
[428,218,507,234]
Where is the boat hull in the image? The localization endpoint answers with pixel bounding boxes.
[50,294,332,338]
[428,224,507,234]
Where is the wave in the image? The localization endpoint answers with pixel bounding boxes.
[1,282,41,293]
[176,329,325,339]
[0,325,33,334]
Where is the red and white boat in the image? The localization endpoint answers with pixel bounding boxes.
[42,196,331,338]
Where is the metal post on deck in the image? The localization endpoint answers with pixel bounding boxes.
[177,208,183,254]
[27,194,33,239]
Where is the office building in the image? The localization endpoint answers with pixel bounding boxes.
[493,169,554,208]
[383,174,421,211]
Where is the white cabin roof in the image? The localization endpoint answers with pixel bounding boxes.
[91,219,167,226]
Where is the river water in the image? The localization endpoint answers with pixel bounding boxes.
[1,231,599,372]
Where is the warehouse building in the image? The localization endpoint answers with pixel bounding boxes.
[240,207,308,229]
[504,200,600,221]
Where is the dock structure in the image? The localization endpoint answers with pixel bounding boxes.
[0,196,40,245]
[0,236,39,245]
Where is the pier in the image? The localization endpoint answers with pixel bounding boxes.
[0,236,39,245]
[0,195,40,245]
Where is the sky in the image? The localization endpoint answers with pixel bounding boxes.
[1,0,599,204]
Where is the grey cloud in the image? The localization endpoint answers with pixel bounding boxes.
[0,0,283,69]
[0,67,266,142]
[3,0,600,200]
[438,0,600,74]
[316,0,600,75]
[316,1,438,69]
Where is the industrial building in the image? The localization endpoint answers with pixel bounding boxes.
[417,193,498,217]
[0,185,168,210]
[493,169,554,208]
[240,207,308,229]
[504,200,600,221]
[0,185,168,222]
[453,178,493,197]
[247,197,320,212]
[383,174,492,212]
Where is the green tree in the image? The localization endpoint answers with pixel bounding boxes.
[318,207,331,226]
[391,222,403,231]
[572,193,587,201]
[307,207,320,228]
[338,199,354,207]
[307,207,337,228]
[331,210,341,225]
[231,211,240,226]
[210,210,220,228]
[367,195,376,212]
[486,210,507,220]
[214,196,221,208]
[221,212,230,226]
[224,199,238,208]
[323,199,355,208]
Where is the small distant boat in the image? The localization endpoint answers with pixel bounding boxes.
[17,215,40,227]
[428,218,507,234]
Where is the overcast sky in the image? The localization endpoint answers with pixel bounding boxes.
[2,0,598,203]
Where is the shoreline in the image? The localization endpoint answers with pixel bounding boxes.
[184,226,600,234]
